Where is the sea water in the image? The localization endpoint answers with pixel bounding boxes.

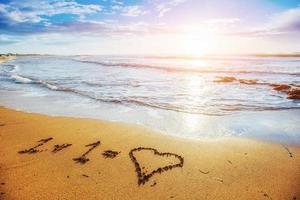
[0,55,299,144]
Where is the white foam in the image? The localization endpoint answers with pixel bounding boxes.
[11,74,33,84]
[44,83,59,90]
[11,65,19,73]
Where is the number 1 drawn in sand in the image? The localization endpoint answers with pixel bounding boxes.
[18,137,53,154]
[73,141,100,164]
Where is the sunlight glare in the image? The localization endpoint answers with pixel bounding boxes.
[181,26,218,56]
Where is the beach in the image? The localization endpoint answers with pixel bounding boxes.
[0,106,299,199]
[0,55,10,63]
[1,0,300,199]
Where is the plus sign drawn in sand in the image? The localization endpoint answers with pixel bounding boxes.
[129,147,184,185]
[52,143,72,153]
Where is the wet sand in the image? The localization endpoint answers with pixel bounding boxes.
[0,107,299,199]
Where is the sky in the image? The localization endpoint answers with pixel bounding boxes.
[0,0,300,55]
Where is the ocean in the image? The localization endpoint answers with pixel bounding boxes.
[0,55,300,144]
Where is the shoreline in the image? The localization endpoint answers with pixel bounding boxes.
[0,55,14,63]
[1,104,296,146]
[1,55,300,146]
[0,56,9,63]
[0,106,299,199]
[1,98,300,145]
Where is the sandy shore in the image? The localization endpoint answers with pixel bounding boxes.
[0,55,9,63]
[0,107,299,199]
[0,55,14,65]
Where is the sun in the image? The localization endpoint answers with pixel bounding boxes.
[180,26,218,56]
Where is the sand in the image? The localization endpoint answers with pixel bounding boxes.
[0,54,15,64]
[0,57,8,63]
[0,55,11,63]
[0,107,299,199]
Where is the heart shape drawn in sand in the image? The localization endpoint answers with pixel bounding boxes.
[129,147,184,185]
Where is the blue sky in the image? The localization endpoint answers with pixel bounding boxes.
[0,0,300,55]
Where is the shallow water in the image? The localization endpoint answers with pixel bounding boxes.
[0,55,300,144]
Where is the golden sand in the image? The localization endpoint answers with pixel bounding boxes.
[0,107,299,199]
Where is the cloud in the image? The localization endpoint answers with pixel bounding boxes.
[0,34,21,45]
[54,21,155,36]
[120,5,147,17]
[0,3,42,23]
[203,18,241,25]
[230,7,300,37]
[2,0,298,40]
[0,0,101,24]
[272,6,300,31]
[111,0,123,6]
[154,0,186,17]
[0,0,160,36]
[0,19,154,36]
[111,5,147,17]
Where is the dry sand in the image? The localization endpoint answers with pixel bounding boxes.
[0,107,299,199]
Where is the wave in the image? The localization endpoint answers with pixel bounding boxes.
[74,59,300,76]
[1,72,224,115]
[5,73,69,92]
[82,80,140,88]
[0,64,19,73]
[11,74,33,84]
[3,72,299,116]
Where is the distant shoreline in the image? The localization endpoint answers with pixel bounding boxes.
[0,55,12,63]
[1,53,300,59]
[252,53,300,58]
